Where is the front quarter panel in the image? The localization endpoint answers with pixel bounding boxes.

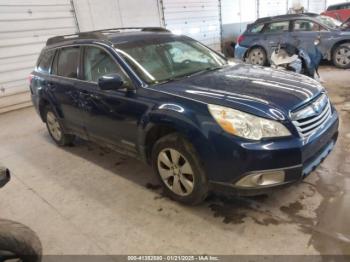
[139,94,220,178]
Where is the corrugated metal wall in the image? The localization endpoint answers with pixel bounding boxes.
[162,0,222,51]
[259,0,288,17]
[0,0,78,113]
[73,0,162,31]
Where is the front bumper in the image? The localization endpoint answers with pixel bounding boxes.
[207,109,339,196]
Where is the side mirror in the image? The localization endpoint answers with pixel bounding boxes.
[98,74,124,91]
[0,166,10,188]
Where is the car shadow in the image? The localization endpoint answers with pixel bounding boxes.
[54,134,319,230]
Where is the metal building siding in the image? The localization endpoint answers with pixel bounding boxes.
[308,0,326,13]
[162,0,222,51]
[73,0,162,31]
[0,0,77,113]
[259,0,288,17]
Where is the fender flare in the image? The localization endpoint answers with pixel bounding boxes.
[138,108,216,171]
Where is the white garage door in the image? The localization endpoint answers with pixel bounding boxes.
[162,0,222,51]
[0,0,78,113]
[308,0,326,13]
[259,0,288,17]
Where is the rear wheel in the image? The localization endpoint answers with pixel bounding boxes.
[332,43,350,69]
[152,133,208,205]
[247,47,267,66]
[45,107,75,146]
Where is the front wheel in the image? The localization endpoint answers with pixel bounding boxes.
[152,133,208,205]
[0,219,42,262]
[332,43,350,69]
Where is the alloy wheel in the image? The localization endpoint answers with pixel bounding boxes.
[157,148,194,196]
[249,48,266,65]
[46,111,62,141]
[335,46,350,67]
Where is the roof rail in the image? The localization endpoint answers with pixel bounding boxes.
[46,27,170,46]
[255,12,318,23]
[46,31,107,46]
[99,27,171,33]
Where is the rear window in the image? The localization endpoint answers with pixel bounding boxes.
[37,50,55,73]
[249,23,264,33]
[264,21,290,33]
[53,47,80,78]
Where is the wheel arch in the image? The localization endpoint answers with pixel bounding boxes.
[329,40,350,60]
[38,95,63,123]
[139,112,214,168]
[245,45,269,65]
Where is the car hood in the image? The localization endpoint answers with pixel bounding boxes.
[153,63,324,120]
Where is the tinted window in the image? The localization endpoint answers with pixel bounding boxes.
[37,50,55,73]
[249,24,264,33]
[55,47,79,78]
[327,5,338,11]
[83,46,131,85]
[264,21,289,33]
[294,20,321,31]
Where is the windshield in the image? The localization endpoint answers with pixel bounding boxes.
[315,15,342,29]
[114,37,227,84]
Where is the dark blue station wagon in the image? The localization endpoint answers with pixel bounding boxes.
[30,27,339,205]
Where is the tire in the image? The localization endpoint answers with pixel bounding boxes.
[0,219,42,262]
[151,133,208,205]
[44,106,75,146]
[332,43,350,69]
[247,47,267,66]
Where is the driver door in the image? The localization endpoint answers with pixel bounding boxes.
[75,46,148,154]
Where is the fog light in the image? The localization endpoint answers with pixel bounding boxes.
[235,170,285,188]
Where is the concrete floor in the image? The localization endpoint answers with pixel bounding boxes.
[0,65,349,256]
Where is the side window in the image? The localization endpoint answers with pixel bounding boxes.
[83,46,131,85]
[249,23,264,33]
[294,20,320,32]
[264,21,290,33]
[54,47,79,78]
[37,50,55,73]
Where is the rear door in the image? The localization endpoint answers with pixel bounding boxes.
[261,20,291,57]
[49,46,87,137]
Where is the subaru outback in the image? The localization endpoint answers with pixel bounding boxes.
[235,13,350,68]
[30,27,339,205]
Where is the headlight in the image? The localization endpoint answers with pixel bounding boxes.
[208,104,291,140]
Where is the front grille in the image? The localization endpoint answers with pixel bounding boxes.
[291,94,332,138]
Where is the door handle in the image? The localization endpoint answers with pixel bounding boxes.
[78,91,100,100]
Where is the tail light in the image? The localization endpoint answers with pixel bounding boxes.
[28,74,34,85]
[237,35,245,45]
[28,74,34,94]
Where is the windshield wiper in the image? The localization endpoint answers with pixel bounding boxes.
[187,66,222,77]
[156,66,222,85]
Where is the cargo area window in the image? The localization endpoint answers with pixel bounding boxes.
[52,47,79,79]
[37,50,55,74]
